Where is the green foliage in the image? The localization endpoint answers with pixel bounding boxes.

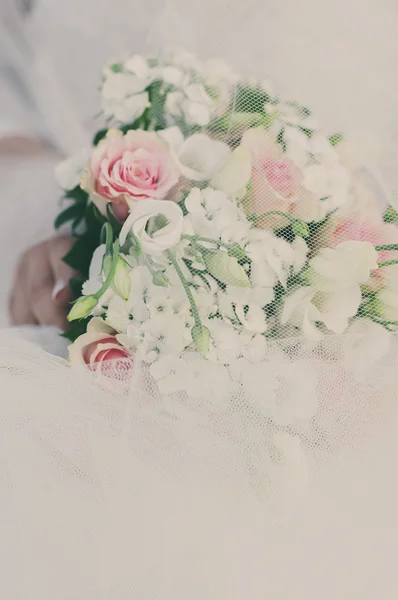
[55,184,106,279]
[61,316,93,342]
[276,128,287,152]
[329,133,344,147]
[147,81,168,130]
[234,84,270,113]
[62,203,105,277]
[93,128,108,145]
[297,126,313,139]
[110,63,123,73]
[54,203,85,230]
[69,276,86,298]
[384,204,398,224]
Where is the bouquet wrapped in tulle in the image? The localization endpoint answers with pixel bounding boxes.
[51,48,398,496]
[55,49,398,377]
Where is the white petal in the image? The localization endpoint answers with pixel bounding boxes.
[211,146,252,196]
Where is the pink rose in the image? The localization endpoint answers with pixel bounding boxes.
[82,130,180,221]
[240,128,318,229]
[69,318,133,378]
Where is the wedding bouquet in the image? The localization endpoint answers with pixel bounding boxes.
[52,48,398,492]
[55,48,398,376]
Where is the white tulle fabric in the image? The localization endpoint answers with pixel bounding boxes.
[148,0,398,191]
[1,327,398,598]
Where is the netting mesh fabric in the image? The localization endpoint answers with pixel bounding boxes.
[0,331,398,598]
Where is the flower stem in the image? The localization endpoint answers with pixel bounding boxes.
[182,233,231,251]
[370,316,398,330]
[377,259,398,268]
[375,244,398,252]
[95,239,120,300]
[166,249,201,328]
[101,222,114,253]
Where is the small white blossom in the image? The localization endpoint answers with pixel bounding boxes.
[140,315,189,360]
[124,54,152,79]
[101,72,149,123]
[164,82,214,127]
[55,149,90,191]
[161,66,184,86]
[149,294,174,318]
[207,319,243,363]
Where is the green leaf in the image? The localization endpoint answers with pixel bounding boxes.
[329,133,344,147]
[61,316,92,343]
[298,126,313,139]
[62,231,101,277]
[62,238,89,273]
[292,220,310,239]
[110,63,123,73]
[209,112,275,135]
[54,203,85,229]
[384,204,398,224]
[65,186,89,204]
[88,202,107,228]
[69,276,85,298]
[120,109,150,134]
[93,129,109,146]
[276,128,287,152]
[147,81,168,130]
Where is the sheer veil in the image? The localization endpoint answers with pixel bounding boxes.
[1,1,398,598]
[146,0,398,194]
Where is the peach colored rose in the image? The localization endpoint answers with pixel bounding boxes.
[82,130,180,221]
[240,128,319,229]
[69,318,133,378]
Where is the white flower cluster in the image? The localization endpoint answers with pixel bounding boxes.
[100,49,238,129]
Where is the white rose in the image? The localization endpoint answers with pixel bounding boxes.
[159,127,230,181]
[120,200,184,255]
